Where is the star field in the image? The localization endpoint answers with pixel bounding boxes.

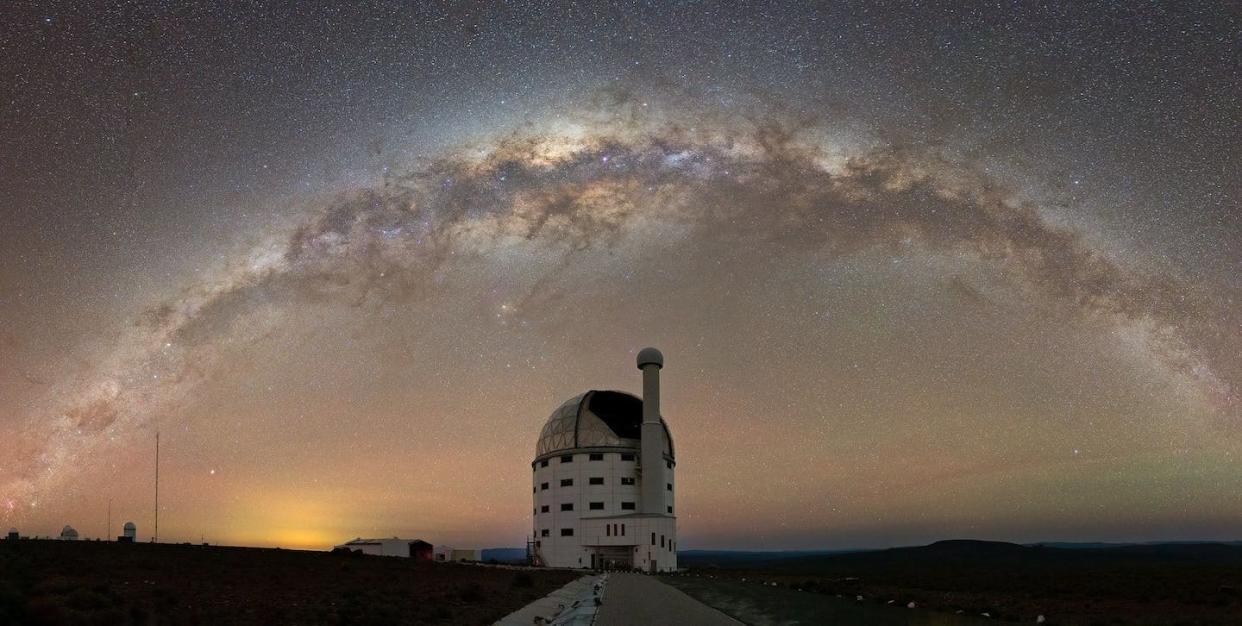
[0,1,1239,550]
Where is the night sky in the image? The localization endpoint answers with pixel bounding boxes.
[2,2,1240,551]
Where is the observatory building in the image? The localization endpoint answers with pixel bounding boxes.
[530,347,677,572]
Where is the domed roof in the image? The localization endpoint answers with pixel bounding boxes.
[536,390,674,459]
[59,525,78,538]
[123,522,136,530]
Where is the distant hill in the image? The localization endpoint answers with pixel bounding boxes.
[480,547,528,563]
[1031,540,1242,549]
[676,549,861,568]
[700,539,1242,573]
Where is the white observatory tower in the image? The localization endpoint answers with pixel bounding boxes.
[120,522,137,543]
[530,347,677,572]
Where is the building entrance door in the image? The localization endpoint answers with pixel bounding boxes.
[593,546,632,570]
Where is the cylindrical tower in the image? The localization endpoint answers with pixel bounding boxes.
[638,348,666,515]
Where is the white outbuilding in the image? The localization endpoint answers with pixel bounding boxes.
[433,545,481,562]
[334,537,434,560]
[530,347,677,572]
[59,525,79,541]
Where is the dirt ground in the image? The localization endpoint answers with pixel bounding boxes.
[667,541,1242,625]
[0,539,577,625]
[662,575,990,626]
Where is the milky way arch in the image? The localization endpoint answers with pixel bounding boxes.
[3,105,1237,516]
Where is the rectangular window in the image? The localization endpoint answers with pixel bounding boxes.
[621,524,625,536]
[621,501,635,510]
[541,459,549,467]
[589,501,604,510]
[541,505,549,513]
[666,460,673,469]
[661,535,665,548]
[536,540,541,547]
[561,478,573,487]
[561,528,574,537]
[560,454,574,463]
[540,482,549,491]
[667,505,673,514]
[541,529,549,537]
[620,453,635,461]
[667,483,673,491]
[606,525,611,537]
[589,453,603,461]
[533,486,537,493]
[620,477,635,486]
[561,503,574,511]
[651,532,656,546]
[589,477,604,485]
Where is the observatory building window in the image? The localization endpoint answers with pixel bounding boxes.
[651,532,656,546]
[621,524,626,536]
[606,525,611,536]
[561,503,574,511]
[589,477,604,485]
[541,459,549,467]
[661,535,665,548]
[541,482,549,491]
[589,502,604,510]
[667,506,673,513]
[561,528,574,537]
[589,453,604,461]
[620,477,635,486]
[560,478,573,487]
[620,453,635,461]
[667,460,673,469]
[541,529,549,537]
[541,505,550,513]
[560,454,574,463]
[621,502,635,510]
[667,483,673,491]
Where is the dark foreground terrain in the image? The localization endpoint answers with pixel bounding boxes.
[0,540,576,625]
[668,540,1242,625]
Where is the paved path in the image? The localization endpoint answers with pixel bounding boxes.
[494,573,603,625]
[595,573,745,626]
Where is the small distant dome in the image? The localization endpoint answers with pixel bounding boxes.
[636,347,663,369]
[59,525,79,540]
[123,522,136,530]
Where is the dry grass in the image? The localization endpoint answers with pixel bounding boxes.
[0,540,576,625]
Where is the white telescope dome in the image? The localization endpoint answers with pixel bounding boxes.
[535,390,673,459]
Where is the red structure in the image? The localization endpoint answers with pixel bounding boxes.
[409,540,433,561]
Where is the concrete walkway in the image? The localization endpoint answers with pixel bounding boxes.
[495,573,605,625]
[595,573,745,626]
